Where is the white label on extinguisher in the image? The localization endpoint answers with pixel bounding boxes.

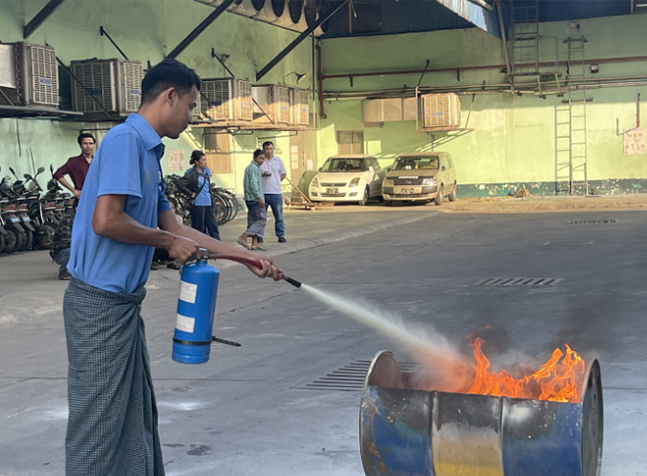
[175,314,195,333]
[179,281,198,304]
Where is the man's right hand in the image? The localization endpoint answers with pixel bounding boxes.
[167,235,200,264]
[73,189,81,199]
[258,198,265,207]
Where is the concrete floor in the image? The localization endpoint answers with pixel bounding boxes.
[0,205,645,475]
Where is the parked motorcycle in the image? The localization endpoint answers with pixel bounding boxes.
[24,167,57,249]
[0,170,26,254]
[8,167,35,251]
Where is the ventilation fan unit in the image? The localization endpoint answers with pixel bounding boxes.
[291,88,309,126]
[419,93,462,129]
[252,84,293,125]
[0,42,58,107]
[199,78,253,122]
[71,59,143,114]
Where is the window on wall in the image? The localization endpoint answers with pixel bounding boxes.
[337,131,364,155]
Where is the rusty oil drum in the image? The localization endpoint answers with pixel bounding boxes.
[359,351,603,476]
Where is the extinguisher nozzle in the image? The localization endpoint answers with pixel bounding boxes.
[284,276,302,288]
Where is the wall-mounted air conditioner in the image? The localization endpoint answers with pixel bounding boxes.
[70,59,143,114]
[419,93,461,129]
[0,42,58,107]
[200,78,252,122]
[291,88,309,126]
[252,84,292,125]
[361,98,403,123]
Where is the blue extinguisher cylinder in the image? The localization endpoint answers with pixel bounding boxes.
[172,253,220,364]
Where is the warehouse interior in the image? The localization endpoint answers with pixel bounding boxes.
[0,0,645,199]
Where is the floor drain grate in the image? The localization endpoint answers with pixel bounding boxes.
[476,278,563,286]
[567,219,616,224]
[543,241,594,247]
[291,360,421,392]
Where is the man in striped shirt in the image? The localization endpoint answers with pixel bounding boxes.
[238,149,267,251]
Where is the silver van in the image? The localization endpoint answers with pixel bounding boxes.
[382,152,457,206]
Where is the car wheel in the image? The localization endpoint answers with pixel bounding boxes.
[383,199,392,207]
[434,186,444,206]
[359,186,370,206]
[448,182,457,202]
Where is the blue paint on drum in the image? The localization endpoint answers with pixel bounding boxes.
[361,385,434,476]
[502,400,583,476]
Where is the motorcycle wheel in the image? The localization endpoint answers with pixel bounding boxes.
[36,223,56,249]
[3,229,23,254]
[19,229,33,251]
[0,233,5,254]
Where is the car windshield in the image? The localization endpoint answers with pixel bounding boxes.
[392,156,440,170]
[321,158,367,172]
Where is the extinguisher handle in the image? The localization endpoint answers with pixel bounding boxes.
[208,254,302,288]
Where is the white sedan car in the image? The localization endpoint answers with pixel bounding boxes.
[309,155,387,205]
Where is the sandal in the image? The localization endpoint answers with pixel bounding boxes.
[237,238,250,250]
[150,261,160,270]
[167,262,181,270]
[251,245,267,251]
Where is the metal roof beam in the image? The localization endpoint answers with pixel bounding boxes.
[24,0,66,39]
[256,0,349,82]
[434,0,502,38]
[167,0,236,59]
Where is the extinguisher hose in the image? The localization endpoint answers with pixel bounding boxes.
[208,254,302,288]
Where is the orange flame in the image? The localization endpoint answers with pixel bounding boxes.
[466,338,586,403]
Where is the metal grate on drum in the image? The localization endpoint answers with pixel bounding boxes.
[476,277,563,286]
[290,360,421,392]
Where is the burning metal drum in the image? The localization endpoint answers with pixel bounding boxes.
[359,350,603,476]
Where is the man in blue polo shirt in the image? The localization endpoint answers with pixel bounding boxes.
[63,59,282,476]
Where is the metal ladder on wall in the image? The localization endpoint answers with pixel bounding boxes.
[508,0,560,96]
[509,0,540,88]
[563,34,589,195]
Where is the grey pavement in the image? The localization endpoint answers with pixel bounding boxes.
[1,206,646,475]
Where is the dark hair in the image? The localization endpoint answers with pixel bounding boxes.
[141,59,201,104]
[189,150,205,165]
[253,149,264,158]
[262,141,274,149]
[77,133,95,146]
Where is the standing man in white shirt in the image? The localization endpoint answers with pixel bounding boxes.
[259,141,287,243]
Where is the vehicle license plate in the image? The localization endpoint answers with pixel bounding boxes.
[326,188,338,194]
[400,188,415,194]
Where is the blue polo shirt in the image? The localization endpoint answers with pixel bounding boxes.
[185,166,212,206]
[68,114,172,293]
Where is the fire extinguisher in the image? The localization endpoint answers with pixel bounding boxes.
[172,249,302,364]
[172,248,241,364]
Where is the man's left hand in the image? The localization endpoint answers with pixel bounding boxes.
[244,255,283,281]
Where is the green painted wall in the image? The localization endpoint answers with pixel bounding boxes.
[0,0,314,193]
[320,14,647,196]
